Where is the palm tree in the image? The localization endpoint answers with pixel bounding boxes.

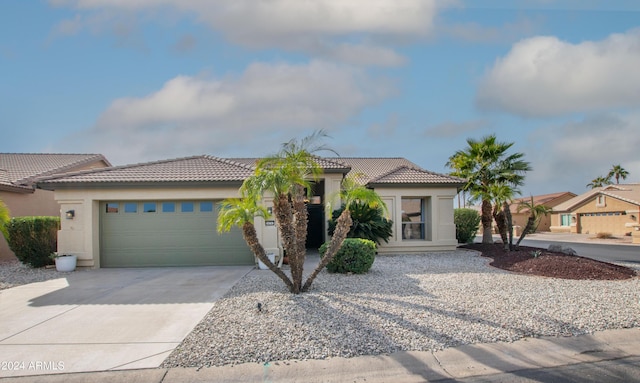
[490,183,517,250]
[515,196,553,246]
[586,176,611,189]
[0,199,10,241]
[608,165,629,184]
[235,130,338,293]
[447,135,531,244]
[217,198,294,291]
[302,176,387,292]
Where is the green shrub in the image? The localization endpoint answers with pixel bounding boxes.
[328,202,393,244]
[454,208,481,244]
[6,216,60,268]
[319,238,376,274]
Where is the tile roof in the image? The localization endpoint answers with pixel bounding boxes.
[38,155,463,187]
[509,192,576,214]
[329,157,465,185]
[38,155,255,184]
[553,184,640,212]
[0,153,110,190]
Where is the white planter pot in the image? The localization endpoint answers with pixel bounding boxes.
[55,255,77,272]
[257,253,276,270]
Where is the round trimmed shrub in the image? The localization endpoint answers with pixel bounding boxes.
[454,208,481,244]
[6,216,59,268]
[319,238,376,274]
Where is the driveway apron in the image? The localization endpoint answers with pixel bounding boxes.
[0,266,252,378]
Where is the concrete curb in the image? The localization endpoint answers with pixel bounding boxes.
[2,328,638,382]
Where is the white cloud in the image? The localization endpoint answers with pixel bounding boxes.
[65,61,394,164]
[477,29,640,117]
[525,112,640,194]
[50,0,446,66]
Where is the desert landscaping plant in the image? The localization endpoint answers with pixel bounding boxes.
[0,199,10,241]
[595,232,614,239]
[327,202,392,244]
[218,131,387,294]
[6,216,60,268]
[454,208,481,244]
[447,135,531,244]
[319,238,376,274]
[515,196,552,247]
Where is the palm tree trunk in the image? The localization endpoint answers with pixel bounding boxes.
[516,215,535,247]
[481,199,493,243]
[493,204,508,250]
[242,222,294,291]
[273,193,301,293]
[503,202,514,251]
[291,184,308,293]
[302,210,352,292]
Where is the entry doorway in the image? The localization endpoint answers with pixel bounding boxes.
[305,180,326,249]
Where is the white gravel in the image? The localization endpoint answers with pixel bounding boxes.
[162,250,640,368]
[0,261,73,290]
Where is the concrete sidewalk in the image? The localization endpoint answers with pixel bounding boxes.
[1,327,638,382]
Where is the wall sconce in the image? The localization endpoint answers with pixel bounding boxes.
[267,207,273,215]
[65,210,75,219]
[631,215,637,221]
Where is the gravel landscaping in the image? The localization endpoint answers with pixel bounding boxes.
[0,260,72,290]
[162,250,640,368]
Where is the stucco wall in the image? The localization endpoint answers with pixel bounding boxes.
[0,189,60,262]
[551,195,639,236]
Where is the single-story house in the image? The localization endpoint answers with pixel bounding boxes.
[550,184,640,238]
[509,192,577,232]
[0,153,111,262]
[37,155,465,268]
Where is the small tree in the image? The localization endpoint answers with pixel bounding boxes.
[586,176,611,189]
[515,196,553,247]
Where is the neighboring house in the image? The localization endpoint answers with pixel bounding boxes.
[0,153,111,262]
[509,192,577,232]
[550,184,640,237]
[38,155,465,268]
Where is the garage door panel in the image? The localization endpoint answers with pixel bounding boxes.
[100,201,254,267]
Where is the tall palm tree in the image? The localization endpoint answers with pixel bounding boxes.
[217,198,294,291]
[301,177,386,291]
[515,196,552,246]
[447,135,531,244]
[608,165,629,184]
[586,176,611,189]
[0,200,10,241]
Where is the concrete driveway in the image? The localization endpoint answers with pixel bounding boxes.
[0,266,252,378]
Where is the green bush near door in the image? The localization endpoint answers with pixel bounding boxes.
[454,208,481,244]
[6,216,59,268]
[319,238,376,274]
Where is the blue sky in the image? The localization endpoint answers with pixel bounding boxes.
[2,1,639,197]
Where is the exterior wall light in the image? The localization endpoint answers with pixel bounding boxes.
[66,210,75,219]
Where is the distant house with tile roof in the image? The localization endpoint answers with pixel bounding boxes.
[0,153,111,261]
[38,155,465,268]
[550,184,640,239]
[508,192,577,232]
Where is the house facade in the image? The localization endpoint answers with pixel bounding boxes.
[550,184,640,239]
[38,155,464,268]
[509,192,577,232]
[0,153,111,262]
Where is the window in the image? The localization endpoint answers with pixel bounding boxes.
[560,214,572,226]
[402,198,425,240]
[105,202,119,213]
[143,202,156,213]
[162,202,176,213]
[181,202,194,213]
[124,203,137,213]
[200,201,214,212]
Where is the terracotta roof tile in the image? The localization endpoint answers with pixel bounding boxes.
[39,155,254,184]
[0,153,110,188]
[553,184,640,212]
[330,157,464,185]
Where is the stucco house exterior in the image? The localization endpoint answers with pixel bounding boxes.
[0,153,111,262]
[38,155,464,268]
[509,192,577,233]
[550,184,640,239]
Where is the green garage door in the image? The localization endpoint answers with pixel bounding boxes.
[100,200,254,267]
